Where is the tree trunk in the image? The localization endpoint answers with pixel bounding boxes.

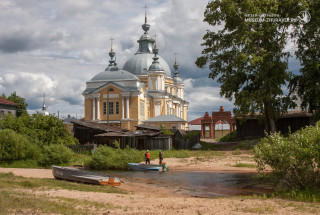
[264,102,276,134]
[264,103,270,133]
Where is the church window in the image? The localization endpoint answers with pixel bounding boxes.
[103,102,107,115]
[116,102,119,114]
[170,87,172,94]
[171,125,177,131]
[140,101,145,118]
[108,102,114,115]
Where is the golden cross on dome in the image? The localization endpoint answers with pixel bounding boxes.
[174,52,178,64]
[109,37,114,51]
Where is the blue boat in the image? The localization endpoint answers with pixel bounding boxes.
[128,163,162,171]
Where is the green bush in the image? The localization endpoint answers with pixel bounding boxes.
[0,114,78,146]
[89,146,143,170]
[218,130,237,142]
[40,144,74,167]
[254,122,320,190]
[0,129,41,162]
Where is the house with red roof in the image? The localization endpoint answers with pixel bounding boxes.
[188,117,204,131]
[0,97,19,117]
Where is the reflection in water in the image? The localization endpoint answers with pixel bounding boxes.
[109,171,272,198]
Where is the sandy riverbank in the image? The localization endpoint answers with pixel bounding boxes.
[0,153,318,214]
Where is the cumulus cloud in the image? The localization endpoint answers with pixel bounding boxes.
[0,0,300,120]
[184,79,233,120]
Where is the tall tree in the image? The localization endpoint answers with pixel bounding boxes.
[6,92,28,117]
[290,1,320,119]
[196,0,298,133]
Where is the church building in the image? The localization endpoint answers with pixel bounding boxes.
[83,14,189,131]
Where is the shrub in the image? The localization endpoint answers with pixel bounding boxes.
[218,130,237,142]
[254,122,320,190]
[0,114,78,147]
[89,146,143,170]
[40,144,74,167]
[0,129,41,162]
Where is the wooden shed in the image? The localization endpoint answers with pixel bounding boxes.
[95,131,172,150]
[236,111,314,139]
[72,120,125,144]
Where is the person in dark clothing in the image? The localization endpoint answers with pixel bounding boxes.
[145,150,150,164]
[159,150,163,165]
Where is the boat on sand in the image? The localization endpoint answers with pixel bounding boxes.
[52,165,121,186]
[128,163,162,171]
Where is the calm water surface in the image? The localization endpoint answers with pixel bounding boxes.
[108,171,272,198]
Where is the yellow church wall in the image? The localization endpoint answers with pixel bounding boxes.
[99,87,122,121]
[161,98,166,115]
[129,96,139,120]
[84,98,92,120]
[183,106,187,121]
[121,120,130,130]
[149,99,154,118]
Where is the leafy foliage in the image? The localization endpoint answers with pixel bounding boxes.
[4,92,28,117]
[89,146,143,170]
[0,113,78,166]
[40,144,74,167]
[218,130,237,142]
[254,122,320,189]
[0,113,78,146]
[0,129,41,162]
[290,1,320,120]
[196,0,299,133]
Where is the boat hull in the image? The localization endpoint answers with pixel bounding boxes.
[128,163,162,171]
[52,165,121,186]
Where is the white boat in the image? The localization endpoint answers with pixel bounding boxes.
[52,165,121,186]
[128,163,162,171]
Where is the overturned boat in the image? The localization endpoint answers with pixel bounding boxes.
[128,163,162,171]
[52,165,121,186]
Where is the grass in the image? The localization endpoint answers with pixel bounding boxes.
[0,190,123,215]
[0,172,128,214]
[232,148,242,155]
[272,188,320,203]
[239,204,276,214]
[0,172,127,194]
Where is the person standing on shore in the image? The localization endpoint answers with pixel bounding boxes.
[159,150,163,165]
[145,150,150,165]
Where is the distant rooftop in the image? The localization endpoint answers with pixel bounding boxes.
[144,114,186,122]
[188,117,204,125]
[0,97,19,106]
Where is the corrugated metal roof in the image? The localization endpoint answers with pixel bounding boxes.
[135,124,161,131]
[95,131,161,137]
[144,114,187,122]
[0,97,19,106]
[71,120,125,132]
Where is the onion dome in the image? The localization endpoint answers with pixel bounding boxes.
[89,47,138,82]
[123,14,171,77]
[173,57,183,84]
[148,43,164,72]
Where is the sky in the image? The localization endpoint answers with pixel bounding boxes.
[0,0,300,121]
